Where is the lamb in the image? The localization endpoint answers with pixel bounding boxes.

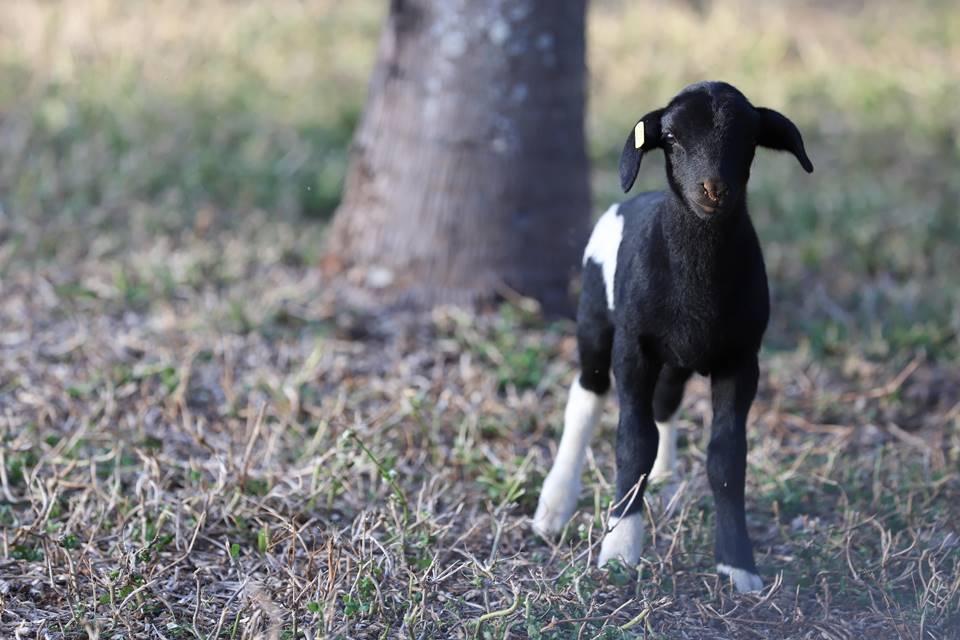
[533,81,813,593]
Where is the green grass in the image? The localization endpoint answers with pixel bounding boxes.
[0,2,380,232]
[0,1,958,638]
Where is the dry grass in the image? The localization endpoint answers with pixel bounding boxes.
[1,1,959,638]
[1,220,958,638]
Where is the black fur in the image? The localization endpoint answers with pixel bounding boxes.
[579,81,813,579]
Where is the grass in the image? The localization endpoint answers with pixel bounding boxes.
[2,292,958,638]
[0,0,959,638]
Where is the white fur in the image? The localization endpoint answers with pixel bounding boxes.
[533,379,604,538]
[717,564,764,593]
[583,204,623,311]
[650,420,677,482]
[597,511,645,567]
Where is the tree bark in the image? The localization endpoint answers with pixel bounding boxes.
[327,0,590,314]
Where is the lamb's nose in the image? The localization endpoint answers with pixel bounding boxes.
[702,179,727,203]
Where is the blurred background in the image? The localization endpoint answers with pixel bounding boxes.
[1,0,957,355]
[1,2,959,637]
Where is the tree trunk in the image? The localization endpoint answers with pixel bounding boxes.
[327,0,591,314]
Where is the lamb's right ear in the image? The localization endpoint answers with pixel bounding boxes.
[619,109,664,193]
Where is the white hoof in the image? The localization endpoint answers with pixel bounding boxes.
[717,564,763,593]
[597,512,645,567]
[532,473,580,538]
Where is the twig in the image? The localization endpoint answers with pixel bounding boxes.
[839,356,921,402]
[345,430,410,523]
[619,605,652,631]
[540,598,635,633]
[885,422,932,453]
[472,584,520,638]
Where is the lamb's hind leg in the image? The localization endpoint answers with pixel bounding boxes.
[651,366,692,483]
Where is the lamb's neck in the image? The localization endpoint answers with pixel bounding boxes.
[661,195,747,281]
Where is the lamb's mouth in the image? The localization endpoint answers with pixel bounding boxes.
[695,202,717,214]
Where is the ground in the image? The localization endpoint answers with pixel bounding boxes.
[2,261,958,638]
[1,1,959,638]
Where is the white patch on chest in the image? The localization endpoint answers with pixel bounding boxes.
[583,204,623,311]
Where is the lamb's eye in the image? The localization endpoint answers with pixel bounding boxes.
[663,132,677,144]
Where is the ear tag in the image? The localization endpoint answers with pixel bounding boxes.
[634,121,645,149]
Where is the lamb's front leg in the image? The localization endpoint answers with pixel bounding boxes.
[533,378,605,538]
[709,355,763,593]
[598,342,661,567]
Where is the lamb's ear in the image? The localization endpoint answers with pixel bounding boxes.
[755,107,813,173]
[619,109,663,192]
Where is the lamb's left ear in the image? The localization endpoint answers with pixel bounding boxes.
[619,109,664,192]
[755,107,814,173]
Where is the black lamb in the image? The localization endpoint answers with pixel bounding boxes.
[533,81,813,593]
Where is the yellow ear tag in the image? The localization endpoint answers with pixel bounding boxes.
[634,121,645,149]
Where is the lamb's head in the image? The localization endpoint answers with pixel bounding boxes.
[619,81,813,220]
